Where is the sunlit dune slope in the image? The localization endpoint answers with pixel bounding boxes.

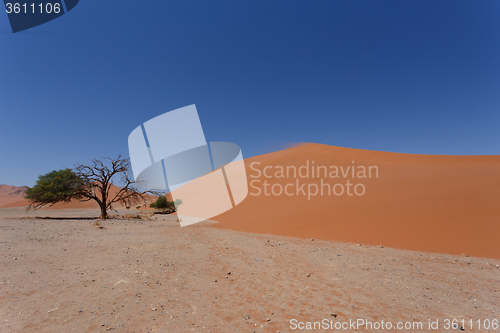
[214,143,500,259]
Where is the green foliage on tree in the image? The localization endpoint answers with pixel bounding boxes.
[149,195,168,208]
[149,196,182,209]
[25,169,84,209]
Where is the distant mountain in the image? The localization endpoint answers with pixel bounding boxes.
[0,185,29,206]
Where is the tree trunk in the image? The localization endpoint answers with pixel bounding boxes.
[99,189,108,219]
[99,203,108,219]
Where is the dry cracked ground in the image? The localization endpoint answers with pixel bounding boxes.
[1,208,499,332]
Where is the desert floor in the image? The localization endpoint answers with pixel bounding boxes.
[1,208,499,332]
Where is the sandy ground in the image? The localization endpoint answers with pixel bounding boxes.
[1,208,499,332]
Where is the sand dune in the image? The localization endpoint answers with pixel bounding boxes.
[5,144,499,259]
[0,185,28,207]
[214,143,500,259]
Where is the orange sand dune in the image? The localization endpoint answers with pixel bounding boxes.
[0,185,29,207]
[214,143,500,259]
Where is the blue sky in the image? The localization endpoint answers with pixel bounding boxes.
[1,0,499,187]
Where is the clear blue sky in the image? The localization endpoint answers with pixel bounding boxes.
[1,1,499,187]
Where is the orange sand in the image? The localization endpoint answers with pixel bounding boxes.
[214,144,500,259]
[0,185,28,207]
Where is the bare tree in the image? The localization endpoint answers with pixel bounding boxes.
[74,156,157,219]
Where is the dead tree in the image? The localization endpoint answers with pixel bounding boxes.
[74,156,158,219]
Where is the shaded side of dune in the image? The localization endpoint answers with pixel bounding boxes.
[214,143,500,259]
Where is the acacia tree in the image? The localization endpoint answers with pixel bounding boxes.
[26,156,158,219]
[25,169,84,210]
